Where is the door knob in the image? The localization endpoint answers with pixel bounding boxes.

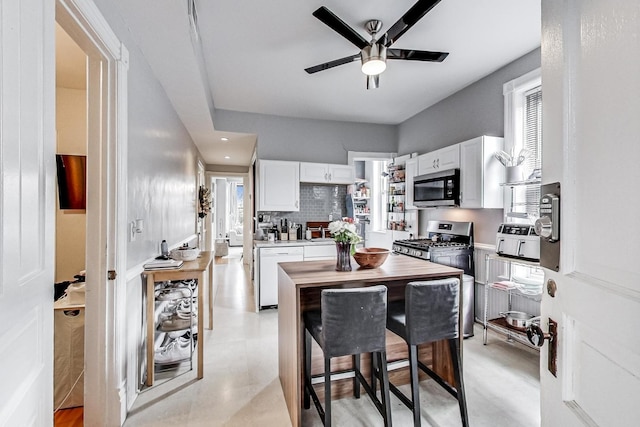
[527,318,558,377]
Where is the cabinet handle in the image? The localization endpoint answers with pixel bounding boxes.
[328,173,332,181]
[432,159,436,168]
[324,173,328,181]
[437,158,440,168]
[296,200,299,208]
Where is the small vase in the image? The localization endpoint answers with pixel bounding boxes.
[335,242,352,272]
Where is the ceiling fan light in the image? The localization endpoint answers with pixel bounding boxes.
[361,44,387,76]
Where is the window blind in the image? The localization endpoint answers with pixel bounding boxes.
[523,86,542,217]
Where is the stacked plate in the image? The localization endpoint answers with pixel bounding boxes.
[512,274,544,295]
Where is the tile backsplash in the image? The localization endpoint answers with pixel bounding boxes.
[259,184,347,228]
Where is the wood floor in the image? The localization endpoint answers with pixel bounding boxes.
[54,407,83,427]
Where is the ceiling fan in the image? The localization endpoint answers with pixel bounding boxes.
[305,0,449,89]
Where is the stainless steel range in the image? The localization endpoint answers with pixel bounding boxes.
[392,220,474,276]
[393,220,475,338]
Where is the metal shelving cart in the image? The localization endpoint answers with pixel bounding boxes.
[483,253,543,350]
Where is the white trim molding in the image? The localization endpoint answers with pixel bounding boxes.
[56,0,129,425]
[503,68,541,153]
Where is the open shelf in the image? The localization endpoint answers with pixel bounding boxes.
[486,318,539,350]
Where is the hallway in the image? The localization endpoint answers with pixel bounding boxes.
[124,249,540,426]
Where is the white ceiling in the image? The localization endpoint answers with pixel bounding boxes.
[197,0,541,125]
[61,0,540,167]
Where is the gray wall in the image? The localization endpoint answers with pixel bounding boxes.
[93,0,205,406]
[94,0,203,269]
[398,48,541,155]
[214,109,397,164]
[401,48,541,245]
[258,184,347,236]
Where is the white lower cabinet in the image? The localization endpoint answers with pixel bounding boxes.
[258,246,304,309]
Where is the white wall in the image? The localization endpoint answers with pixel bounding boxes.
[55,87,87,282]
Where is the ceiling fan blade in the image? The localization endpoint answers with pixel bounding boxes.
[313,6,369,50]
[381,0,442,47]
[387,48,449,62]
[305,54,360,74]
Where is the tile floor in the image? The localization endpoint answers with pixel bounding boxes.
[125,248,540,426]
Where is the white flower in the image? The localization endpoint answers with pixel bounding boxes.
[328,218,361,244]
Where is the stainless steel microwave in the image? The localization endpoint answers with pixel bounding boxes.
[413,169,460,207]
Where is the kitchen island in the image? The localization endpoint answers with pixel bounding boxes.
[277,254,464,427]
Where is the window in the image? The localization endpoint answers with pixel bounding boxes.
[503,69,542,223]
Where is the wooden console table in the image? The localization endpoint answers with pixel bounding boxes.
[143,251,213,386]
[277,255,464,427]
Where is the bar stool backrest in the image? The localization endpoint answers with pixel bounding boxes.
[405,278,460,345]
[321,285,387,358]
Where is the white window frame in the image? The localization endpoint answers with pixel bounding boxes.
[503,68,542,225]
[503,68,541,157]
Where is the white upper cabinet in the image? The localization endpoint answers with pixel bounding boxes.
[417,144,460,175]
[459,136,504,208]
[405,157,418,210]
[299,162,355,184]
[258,160,300,211]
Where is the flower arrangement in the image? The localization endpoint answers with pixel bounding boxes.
[328,217,361,244]
[198,185,212,218]
[328,218,360,271]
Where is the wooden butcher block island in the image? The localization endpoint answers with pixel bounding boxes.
[277,254,464,426]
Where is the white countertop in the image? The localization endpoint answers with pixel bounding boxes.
[253,239,335,248]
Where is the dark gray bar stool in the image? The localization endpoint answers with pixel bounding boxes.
[385,278,469,427]
[303,285,392,427]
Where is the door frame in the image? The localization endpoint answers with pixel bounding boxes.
[56,0,129,424]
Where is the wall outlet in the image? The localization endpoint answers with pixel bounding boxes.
[328,214,333,221]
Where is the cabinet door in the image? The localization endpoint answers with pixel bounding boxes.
[437,144,461,170]
[460,137,483,208]
[299,162,328,183]
[417,145,460,174]
[328,164,355,184]
[417,152,437,175]
[258,160,300,211]
[405,158,418,209]
[460,136,504,209]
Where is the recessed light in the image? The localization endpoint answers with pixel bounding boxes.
[221,137,229,141]
[224,156,231,159]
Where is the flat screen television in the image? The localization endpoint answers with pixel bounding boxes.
[56,154,86,210]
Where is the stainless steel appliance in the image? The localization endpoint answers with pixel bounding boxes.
[413,168,460,207]
[393,220,475,337]
[496,223,540,261]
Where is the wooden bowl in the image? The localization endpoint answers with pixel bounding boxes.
[353,247,390,269]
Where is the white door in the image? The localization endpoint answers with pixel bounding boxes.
[540,1,640,425]
[0,0,55,424]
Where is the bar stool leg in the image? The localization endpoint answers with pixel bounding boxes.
[324,357,332,427]
[449,339,469,427]
[371,353,378,396]
[378,351,393,427]
[409,344,421,427]
[304,331,311,409]
[353,353,361,399]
